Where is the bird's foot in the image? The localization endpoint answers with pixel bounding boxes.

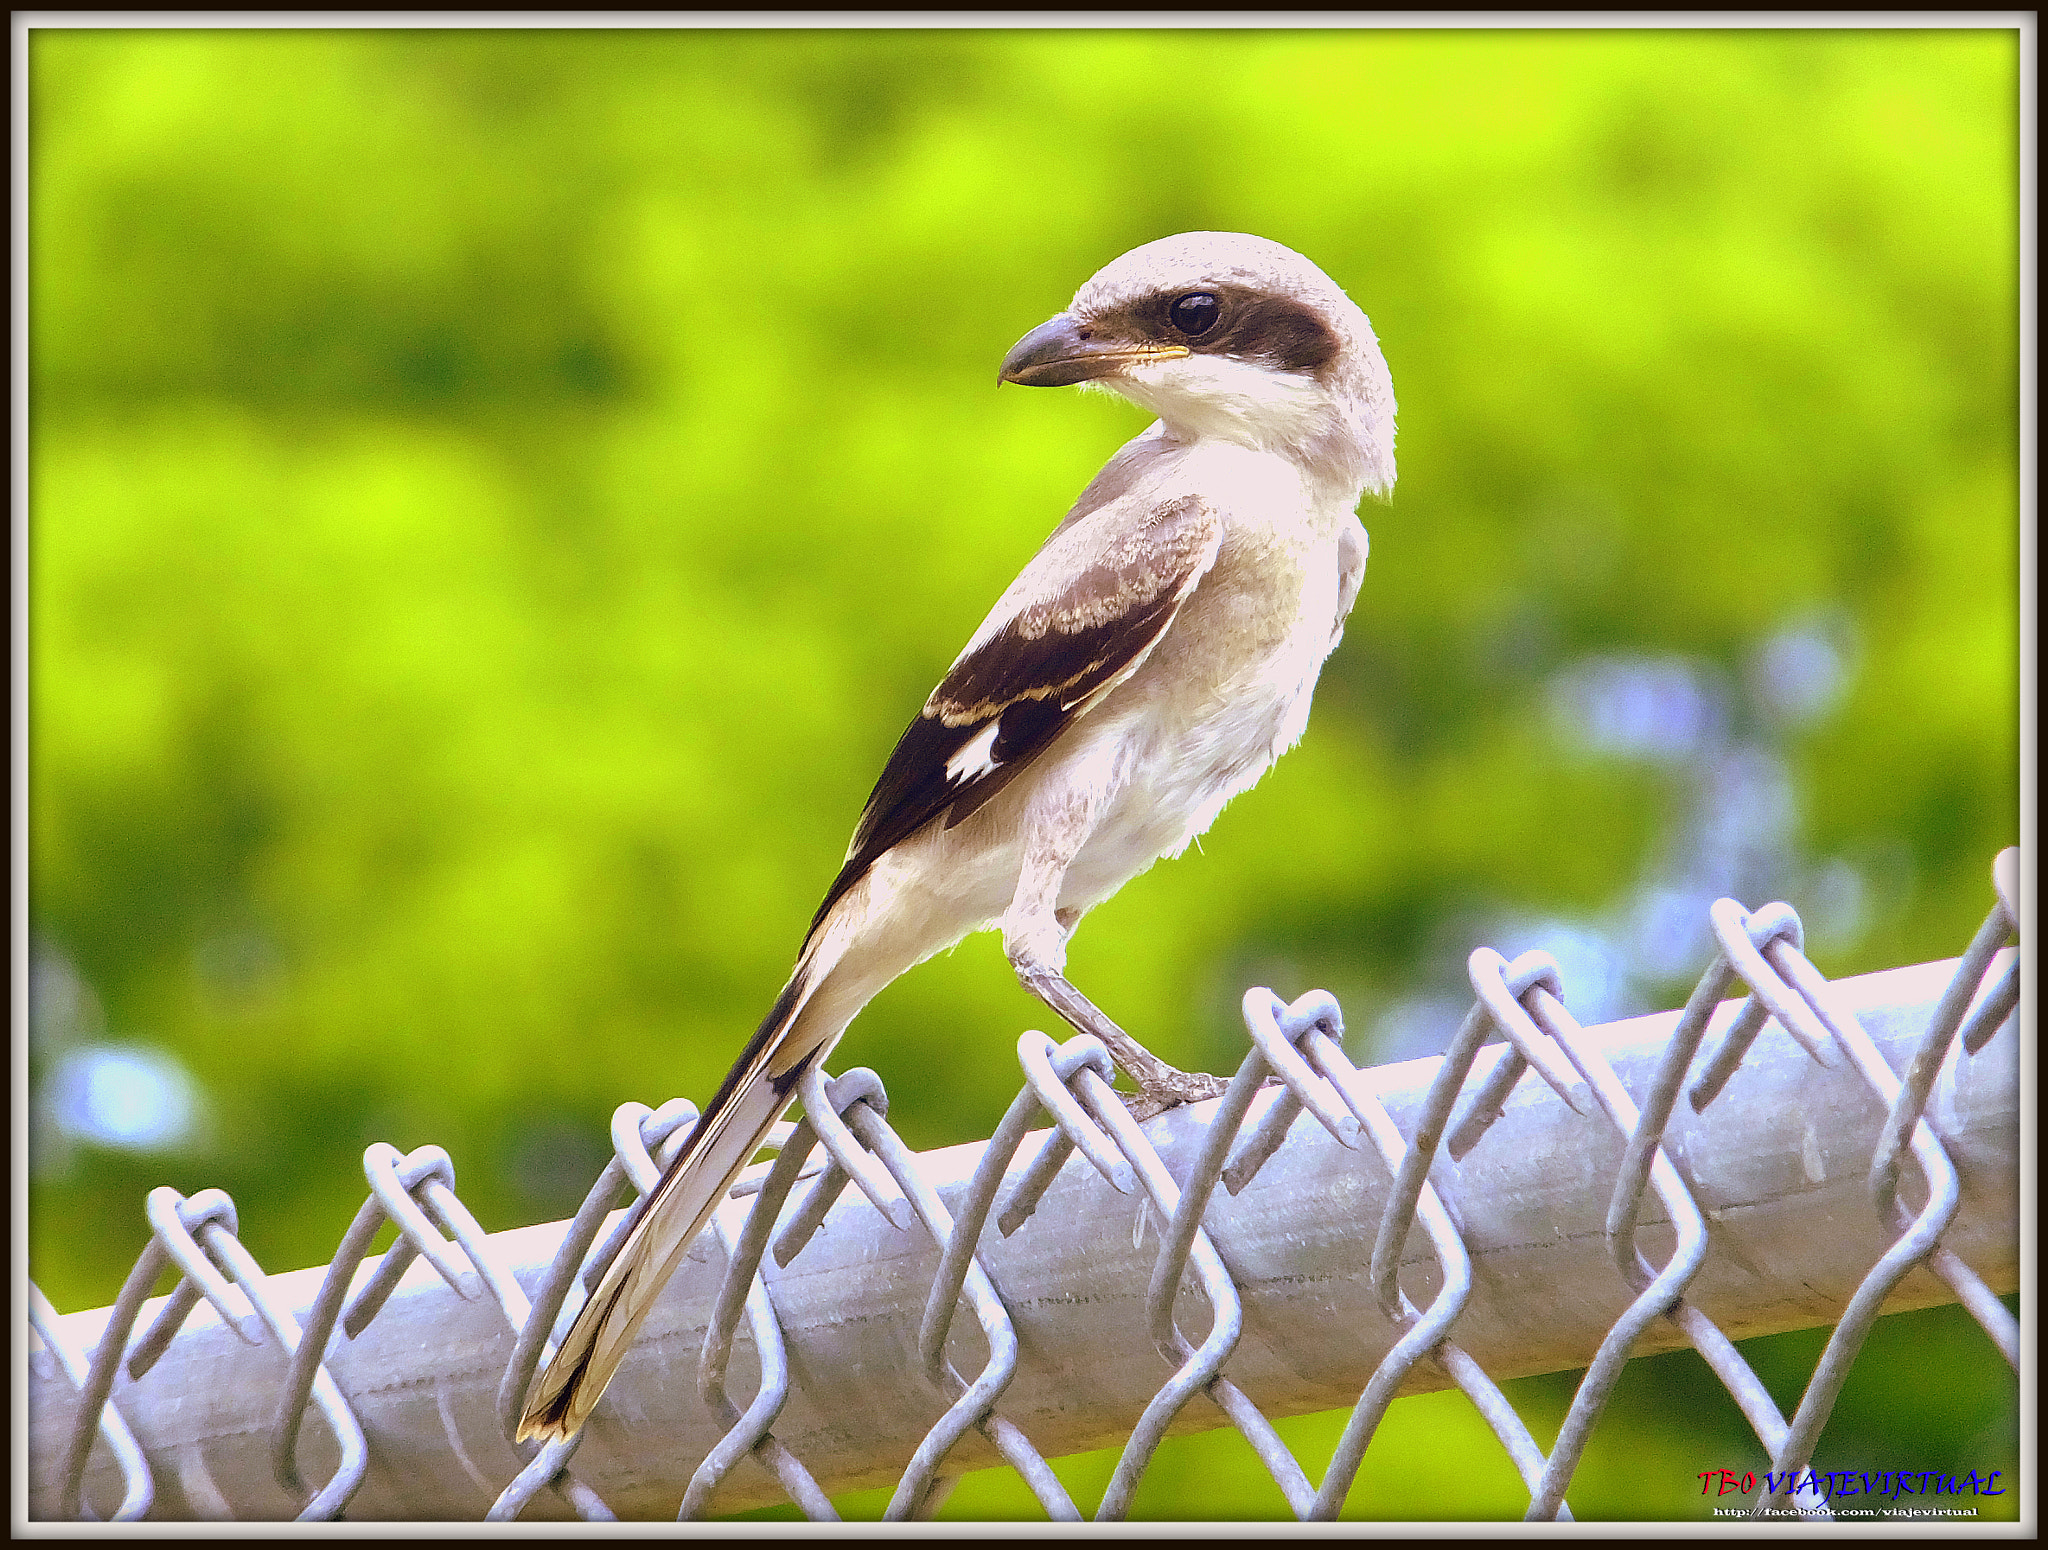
[1015,960,1228,1118]
[1088,1022,1229,1116]
[1119,1065,1230,1122]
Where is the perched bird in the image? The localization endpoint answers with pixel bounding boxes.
[519,231,1397,1443]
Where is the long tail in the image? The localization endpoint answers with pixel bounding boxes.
[517,936,848,1443]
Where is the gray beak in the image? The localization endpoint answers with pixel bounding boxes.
[998,312,1188,387]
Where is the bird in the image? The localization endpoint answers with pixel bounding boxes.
[518,230,1397,1443]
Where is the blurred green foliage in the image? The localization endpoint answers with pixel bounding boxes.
[28,27,2017,1521]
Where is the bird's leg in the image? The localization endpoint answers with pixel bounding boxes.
[1004,872,1226,1117]
[1013,955,1230,1117]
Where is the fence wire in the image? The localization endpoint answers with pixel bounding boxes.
[27,849,2022,1522]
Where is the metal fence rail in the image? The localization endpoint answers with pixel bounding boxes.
[27,851,2021,1522]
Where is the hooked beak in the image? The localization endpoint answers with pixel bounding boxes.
[998,312,1189,387]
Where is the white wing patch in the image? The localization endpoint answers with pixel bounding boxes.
[943,721,1002,784]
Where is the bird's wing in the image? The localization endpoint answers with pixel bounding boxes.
[808,491,1224,935]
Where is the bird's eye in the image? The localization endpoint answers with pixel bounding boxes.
[1169,292,1220,336]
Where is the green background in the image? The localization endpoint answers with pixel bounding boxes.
[27,27,2019,1521]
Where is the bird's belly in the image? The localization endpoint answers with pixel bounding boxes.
[1059,558,1338,907]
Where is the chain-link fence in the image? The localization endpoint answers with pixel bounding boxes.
[27,849,2021,1522]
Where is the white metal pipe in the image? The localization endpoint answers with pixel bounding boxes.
[28,953,2018,1521]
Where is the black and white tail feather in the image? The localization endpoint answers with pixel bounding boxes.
[516,939,835,1443]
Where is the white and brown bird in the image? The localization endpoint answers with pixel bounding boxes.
[519,231,1397,1442]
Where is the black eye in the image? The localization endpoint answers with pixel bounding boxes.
[1168,292,1220,336]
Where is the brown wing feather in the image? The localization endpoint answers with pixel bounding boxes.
[807,494,1222,937]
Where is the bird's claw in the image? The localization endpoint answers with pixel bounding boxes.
[1120,1067,1229,1120]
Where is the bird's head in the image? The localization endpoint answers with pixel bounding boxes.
[998,232,1395,499]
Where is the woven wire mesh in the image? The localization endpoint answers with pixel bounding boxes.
[29,848,2021,1522]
